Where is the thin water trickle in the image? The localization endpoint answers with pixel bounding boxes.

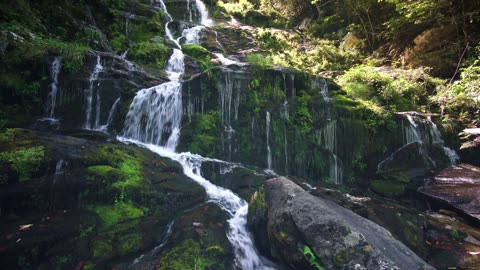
[322,120,342,184]
[98,97,121,132]
[266,111,273,172]
[85,55,103,129]
[45,57,62,118]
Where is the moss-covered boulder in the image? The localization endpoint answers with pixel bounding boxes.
[0,128,206,269]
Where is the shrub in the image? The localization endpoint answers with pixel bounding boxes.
[245,53,274,68]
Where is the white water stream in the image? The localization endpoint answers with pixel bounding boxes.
[121,1,275,269]
[45,57,62,119]
[85,55,103,129]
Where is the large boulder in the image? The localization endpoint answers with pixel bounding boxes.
[252,177,434,270]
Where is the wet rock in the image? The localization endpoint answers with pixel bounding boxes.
[459,128,480,166]
[50,51,166,132]
[257,177,433,270]
[419,163,480,225]
[312,186,480,269]
[0,129,207,269]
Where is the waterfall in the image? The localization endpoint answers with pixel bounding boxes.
[154,0,180,48]
[194,0,213,26]
[120,2,274,268]
[290,74,295,97]
[266,111,273,173]
[53,159,67,185]
[318,120,342,184]
[314,77,329,101]
[427,116,460,165]
[220,72,233,127]
[98,97,121,132]
[85,55,103,129]
[45,57,62,118]
[123,82,182,150]
[129,220,175,269]
[214,53,246,66]
[378,113,459,172]
[178,25,205,45]
[283,103,289,174]
[186,0,193,22]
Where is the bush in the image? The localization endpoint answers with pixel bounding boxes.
[338,65,442,111]
[245,53,274,68]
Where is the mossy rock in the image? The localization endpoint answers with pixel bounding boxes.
[370,180,406,197]
[158,238,230,270]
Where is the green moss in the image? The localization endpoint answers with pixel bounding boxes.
[206,245,224,255]
[158,239,203,270]
[92,239,113,258]
[370,180,406,197]
[158,239,227,270]
[117,233,143,256]
[130,38,169,69]
[189,111,221,157]
[249,185,267,213]
[0,146,45,181]
[112,159,143,190]
[291,94,313,135]
[245,53,274,68]
[450,229,468,241]
[87,165,116,177]
[334,249,349,268]
[92,203,144,228]
[182,44,213,71]
[84,145,146,197]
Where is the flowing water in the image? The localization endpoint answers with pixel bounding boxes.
[45,57,62,118]
[120,1,274,268]
[98,97,121,132]
[85,55,103,129]
[266,111,273,173]
[378,113,459,172]
[317,120,342,184]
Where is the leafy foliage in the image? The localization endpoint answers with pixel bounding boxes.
[338,65,442,111]
[431,46,480,121]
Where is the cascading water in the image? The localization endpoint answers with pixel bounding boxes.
[378,112,459,172]
[314,77,330,101]
[265,111,274,174]
[318,120,342,184]
[98,97,121,132]
[45,57,62,118]
[85,55,103,129]
[120,1,274,268]
[178,25,205,45]
[194,0,213,26]
[427,116,460,164]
